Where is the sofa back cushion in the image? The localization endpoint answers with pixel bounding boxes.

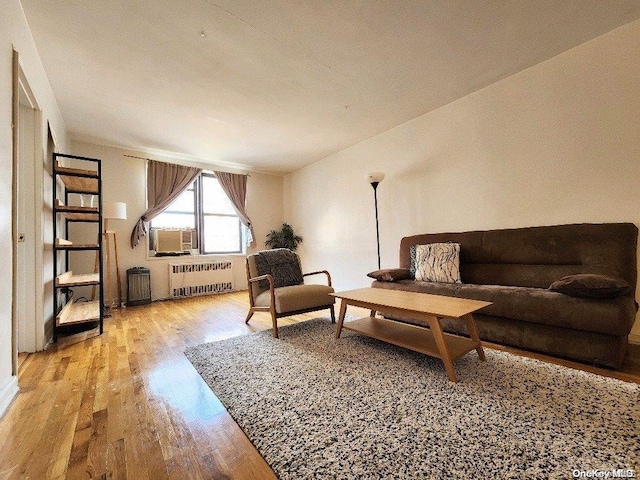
[400,223,638,294]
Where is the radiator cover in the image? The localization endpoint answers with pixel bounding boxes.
[127,267,151,306]
[169,261,234,299]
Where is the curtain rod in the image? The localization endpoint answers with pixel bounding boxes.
[123,154,251,176]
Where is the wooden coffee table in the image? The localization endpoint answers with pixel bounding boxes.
[332,288,492,382]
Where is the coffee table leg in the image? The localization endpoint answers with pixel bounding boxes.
[426,315,458,383]
[462,313,486,361]
[335,299,348,338]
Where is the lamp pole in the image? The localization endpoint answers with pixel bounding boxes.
[366,172,385,269]
[372,181,381,269]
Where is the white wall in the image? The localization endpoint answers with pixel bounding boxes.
[0,0,68,415]
[70,141,285,301]
[285,20,640,339]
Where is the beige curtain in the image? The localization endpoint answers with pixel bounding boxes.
[214,171,255,247]
[130,160,202,248]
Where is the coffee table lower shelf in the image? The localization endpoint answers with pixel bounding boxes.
[343,316,480,361]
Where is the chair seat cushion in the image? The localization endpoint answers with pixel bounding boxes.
[255,284,335,313]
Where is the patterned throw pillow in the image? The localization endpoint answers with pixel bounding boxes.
[414,243,462,283]
[409,245,418,278]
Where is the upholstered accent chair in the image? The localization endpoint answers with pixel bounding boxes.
[245,249,336,338]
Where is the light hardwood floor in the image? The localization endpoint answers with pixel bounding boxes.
[1,291,638,479]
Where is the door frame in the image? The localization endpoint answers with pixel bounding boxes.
[11,49,18,375]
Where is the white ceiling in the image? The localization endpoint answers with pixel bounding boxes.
[21,0,640,174]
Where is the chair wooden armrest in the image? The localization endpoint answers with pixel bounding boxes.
[248,274,274,288]
[248,274,275,302]
[247,274,276,316]
[303,270,332,287]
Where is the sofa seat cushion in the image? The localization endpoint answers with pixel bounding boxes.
[438,313,628,369]
[453,284,635,336]
[372,279,461,297]
[255,284,335,313]
[372,280,635,336]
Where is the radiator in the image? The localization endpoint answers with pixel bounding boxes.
[169,261,234,299]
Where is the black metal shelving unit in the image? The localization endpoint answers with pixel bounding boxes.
[52,153,104,341]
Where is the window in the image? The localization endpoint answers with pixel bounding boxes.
[150,174,244,255]
[200,174,242,254]
[151,183,196,229]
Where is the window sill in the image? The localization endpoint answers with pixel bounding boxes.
[146,252,246,261]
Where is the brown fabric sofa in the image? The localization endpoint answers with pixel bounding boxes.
[371,223,638,368]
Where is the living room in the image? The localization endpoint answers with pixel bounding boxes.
[1,1,640,478]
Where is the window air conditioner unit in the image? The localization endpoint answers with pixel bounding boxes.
[155,230,192,253]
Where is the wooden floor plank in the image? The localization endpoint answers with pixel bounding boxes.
[85,408,108,478]
[66,426,91,479]
[0,290,637,479]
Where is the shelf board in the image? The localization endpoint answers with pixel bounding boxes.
[56,300,100,326]
[63,212,100,222]
[55,162,99,193]
[58,175,99,194]
[55,238,99,250]
[55,160,99,178]
[55,201,99,221]
[55,199,98,213]
[343,316,479,361]
[56,271,100,287]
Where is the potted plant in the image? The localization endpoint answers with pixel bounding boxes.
[265,223,303,251]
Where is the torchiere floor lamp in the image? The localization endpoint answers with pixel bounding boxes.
[366,172,385,269]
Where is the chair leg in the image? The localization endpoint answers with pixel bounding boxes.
[271,311,279,338]
[245,309,254,324]
[330,304,336,323]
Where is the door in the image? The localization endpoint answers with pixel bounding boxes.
[16,91,38,353]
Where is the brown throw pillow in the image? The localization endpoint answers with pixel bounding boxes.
[367,268,413,282]
[549,274,631,299]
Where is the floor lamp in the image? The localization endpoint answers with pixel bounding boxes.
[102,201,127,308]
[366,172,385,269]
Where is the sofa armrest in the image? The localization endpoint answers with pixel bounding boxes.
[303,270,332,287]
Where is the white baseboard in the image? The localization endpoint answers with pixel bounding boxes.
[0,376,19,418]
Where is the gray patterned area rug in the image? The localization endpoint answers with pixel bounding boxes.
[184,318,639,480]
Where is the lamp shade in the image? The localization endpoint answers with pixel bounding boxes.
[103,201,127,220]
[365,172,385,184]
